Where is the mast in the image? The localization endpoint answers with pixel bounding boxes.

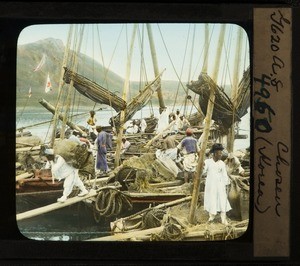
[60,25,85,139]
[227,27,244,152]
[114,24,138,167]
[188,24,227,224]
[202,24,209,73]
[146,24,165,112]
[183,24,196,116]
[49,24,73,147]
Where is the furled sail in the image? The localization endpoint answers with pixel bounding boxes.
[187,70,250,131]
[63,67,126,112]
[234,66,250,119]
[110,76,161,128]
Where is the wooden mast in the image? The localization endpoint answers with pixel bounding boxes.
[49,24,73,147]
[146,24,165,112]
[227,27,244,152]
[188,24,227,224]
[183,24,196,117]
[60,25,85,139]
[202,24,209,74]
[114,24,138,167]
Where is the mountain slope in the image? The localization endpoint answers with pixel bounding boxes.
[16,38,189,109]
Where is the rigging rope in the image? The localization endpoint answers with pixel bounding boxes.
[156,24,200,114]
[172,24,191,113]
[183,24,196,116]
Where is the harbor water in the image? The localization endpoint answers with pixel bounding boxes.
[16,105,250,241]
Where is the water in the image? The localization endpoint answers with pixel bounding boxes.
[16,105,250,241]
[16,105,250,150]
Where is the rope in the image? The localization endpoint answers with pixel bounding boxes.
[152,223,184,241]
[142,209,166,229]
[172,24,191,113]
[94,187,133,218]
[224,225,236,240]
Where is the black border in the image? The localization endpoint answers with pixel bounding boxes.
[0,1,299,265]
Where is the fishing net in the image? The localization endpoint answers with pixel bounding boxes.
[109,153,177,192]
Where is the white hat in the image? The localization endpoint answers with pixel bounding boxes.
[44,148,54,155]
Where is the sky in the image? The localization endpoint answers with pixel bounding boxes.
[18,23,250,85]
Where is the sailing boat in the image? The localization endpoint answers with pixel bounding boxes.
[16,23,250,235]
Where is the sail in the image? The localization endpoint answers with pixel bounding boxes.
[63,67,126,112]
[235,66,250,118]
[110,77,161,128]
[187,72,239,132]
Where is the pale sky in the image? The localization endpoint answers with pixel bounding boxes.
[18,23,249,84]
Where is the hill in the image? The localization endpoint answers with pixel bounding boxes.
[16,38,191,109]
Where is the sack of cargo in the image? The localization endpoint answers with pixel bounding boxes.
[53,139,90,169]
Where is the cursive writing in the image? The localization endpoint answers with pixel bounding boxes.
[274,141,290,217]
[255,137,272,214]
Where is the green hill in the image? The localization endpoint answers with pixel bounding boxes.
[17,38,191,110]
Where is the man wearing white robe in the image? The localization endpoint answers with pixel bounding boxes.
[44,149,88,203]
[203,143,231,225]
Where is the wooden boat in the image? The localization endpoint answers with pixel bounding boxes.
[88,187,249,241]
[16,24,250,240]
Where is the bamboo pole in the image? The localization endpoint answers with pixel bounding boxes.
[114,24,138,168]
[227,27,244,152]
[202,24,209,74]
[144,120,176,148]
[16,108,102,132]
[39,99,85,135]
[50,24,73,147]
[146,24,165,111]
[188,24,227,224]
[16,189,98,221]
[61,25,85,139]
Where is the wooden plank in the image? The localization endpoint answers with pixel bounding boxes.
[149,180,183,188]
[16,189,98,221]
[16,172,34,182]
[125,192,186,198]
[87,226,164,241]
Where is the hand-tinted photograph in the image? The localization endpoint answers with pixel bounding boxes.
[16,23,250,241]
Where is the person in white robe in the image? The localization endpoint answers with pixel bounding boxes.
[120,137,131,154]
[202,143,231,225]
[139,118,147,133]
[156,107,169,134]
[44,148,88,203]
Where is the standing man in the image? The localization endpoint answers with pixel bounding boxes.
[177,128,200,183]
[202,143,231,225]
[139,118,147,133]
[44,149,88,203]
[94,125,112,175]
[87,110,97,140]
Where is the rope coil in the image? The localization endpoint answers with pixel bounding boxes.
[94,188,133,218]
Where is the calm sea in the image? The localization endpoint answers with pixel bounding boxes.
[16,105,250,150]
